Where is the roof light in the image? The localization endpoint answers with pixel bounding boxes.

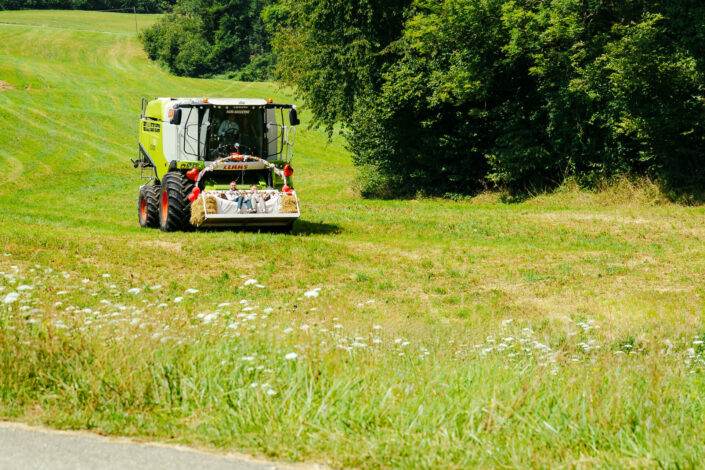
[268,98,273,103]
[203,98,209,103]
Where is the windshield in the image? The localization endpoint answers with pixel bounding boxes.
[208,107,263,159]
[183,106,264,161]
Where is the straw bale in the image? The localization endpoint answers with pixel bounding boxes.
[190,195,218,225]
[280,194,298,213]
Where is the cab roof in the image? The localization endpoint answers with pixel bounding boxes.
[158,98,269,107]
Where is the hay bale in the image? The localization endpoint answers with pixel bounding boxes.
[190,195,218,225]
[280,194,298,213]
[205,195,218,214]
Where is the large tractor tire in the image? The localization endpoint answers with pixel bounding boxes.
[159,172,194,232]
[138,185,160,228]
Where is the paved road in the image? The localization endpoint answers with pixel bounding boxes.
[0,422,314,470]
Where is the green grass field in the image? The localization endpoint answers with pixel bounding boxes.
[0,9,159,33]
[1,11,705,469]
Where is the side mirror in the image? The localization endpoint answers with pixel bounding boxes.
[170,108,182,125]
[289,108,300,126]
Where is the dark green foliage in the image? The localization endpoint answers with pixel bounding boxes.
[271,0,705,197]
[140,0,274,79]
[0,0,171,13]
[265,0,412,134]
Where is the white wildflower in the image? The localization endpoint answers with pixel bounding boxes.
[173,297,183,303]
[284,352,298,360]
[17,285,32,291]
[128,288,141,295]
[2,292,19,304]
[243,279,258,286]
[303,288,321,298]
[185,288,199,294]
[203,313,217,323]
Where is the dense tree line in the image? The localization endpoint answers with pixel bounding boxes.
[271,0,705,197]
[0,0,171,13]
[140,0,273,80]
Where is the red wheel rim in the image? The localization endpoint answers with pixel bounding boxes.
[140,198,146,221]
[161,189,168,223]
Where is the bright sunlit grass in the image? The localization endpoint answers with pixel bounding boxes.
[0,10,704,469]
[0,9,160,34]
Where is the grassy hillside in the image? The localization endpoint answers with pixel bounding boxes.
[0,9,160,33]
[1,11,705,469]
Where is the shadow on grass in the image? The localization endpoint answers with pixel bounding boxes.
[292,219,341,235]
[199,219,341,235]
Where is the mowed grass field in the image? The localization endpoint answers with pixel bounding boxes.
[1,11,705,469]
[0,9,160,33]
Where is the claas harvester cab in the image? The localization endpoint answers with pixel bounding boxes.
[132,97,300,231]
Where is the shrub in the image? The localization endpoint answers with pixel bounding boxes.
[140,0,274,79]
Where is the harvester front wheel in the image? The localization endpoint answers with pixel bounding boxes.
[138,185,160,228]
[159,172,194,232]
